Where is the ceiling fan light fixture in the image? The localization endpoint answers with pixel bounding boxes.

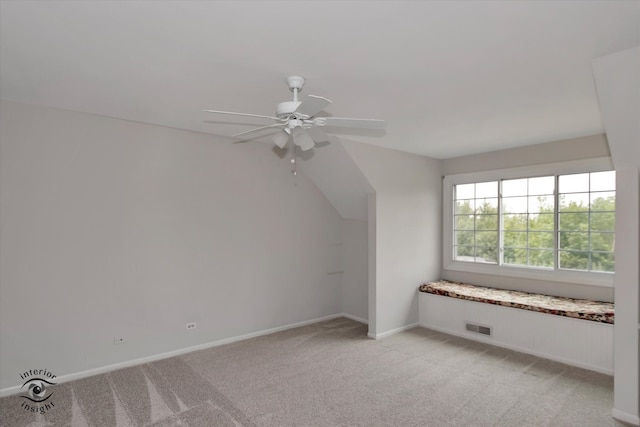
[272,129,290,149]
[292,127,315,151]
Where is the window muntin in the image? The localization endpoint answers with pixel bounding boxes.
[452,171,615,274]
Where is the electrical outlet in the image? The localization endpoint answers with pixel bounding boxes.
[114,337,127,345]
[186,322,197,330]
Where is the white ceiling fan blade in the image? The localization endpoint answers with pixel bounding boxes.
[203,109,280,121]
[232,123,286,138]
[313,117,386,129]
[295,95,332,118]
[292,128,315,151]
[306,127,336,144]
[272,130,290,149]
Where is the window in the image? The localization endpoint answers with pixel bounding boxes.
[558,171,615,272]
[502,176,555,268]
[453,182,499,264]
[444,159,615,286]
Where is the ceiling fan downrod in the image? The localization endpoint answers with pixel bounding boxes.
[286,76,305,103]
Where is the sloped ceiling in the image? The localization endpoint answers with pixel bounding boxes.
[1,1,639,159]
[297,141,374,221]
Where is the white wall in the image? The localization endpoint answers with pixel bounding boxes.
[342,141,442,337]
[592,46,640,426]
[0,100,345,391]
[441,134,614,302]
[368,193,378,335]
[611,169,640,424]
[340,219,368,322]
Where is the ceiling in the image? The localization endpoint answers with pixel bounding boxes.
[1,1,638,159]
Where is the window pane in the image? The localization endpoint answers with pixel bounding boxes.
[529,249,554,267]
[528,195,554,213]
[559,173,589,193]
[476,214,498,230]
[529,213,554,231]
[475,246,498,263]
[502,178,527,197]
[559,193,589,212]
[455,200,474,214]
[590,232,615,252]
[454,246,474,260]
[503,197,528,214]
[590,171,615,192]
[590,192,615,211]
[559,251,589,270]
[455,215,474,230]
[503,214,527,230]
[504,231,527,247]
[476,231,498,249]
[591,252,615,272]
[455,184,475,200]
[529,232,553,249]
[504,247,527,265]
[590,212,615,232]
[559,231,589,251]
[475,198,498,214]
[528,176,555,195]
[455,230,475,246]
[476,181,498,198]
[559,213,589,231]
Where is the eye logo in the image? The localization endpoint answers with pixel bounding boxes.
[18,369,58,414]
[21,378,56,403]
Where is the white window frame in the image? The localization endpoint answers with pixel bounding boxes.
[442,157,615,287]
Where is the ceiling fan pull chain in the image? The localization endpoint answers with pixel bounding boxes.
[291,145,298,186]
[291,145,297,176]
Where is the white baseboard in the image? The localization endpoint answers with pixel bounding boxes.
[0,313,348,398]
[612,408,640,426]
[341,313,368,324]
[368,322,419,339]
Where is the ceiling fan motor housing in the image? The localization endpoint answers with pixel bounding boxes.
[276,101,301,118]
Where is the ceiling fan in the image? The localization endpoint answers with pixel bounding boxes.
[203,76,385,151]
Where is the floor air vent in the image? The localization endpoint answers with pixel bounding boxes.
[465,322,492,336]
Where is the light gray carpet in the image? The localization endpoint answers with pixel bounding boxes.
[0,317,628,426]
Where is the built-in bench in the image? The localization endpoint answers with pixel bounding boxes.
[418,280,614,374]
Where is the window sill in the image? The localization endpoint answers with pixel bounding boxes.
[443,260,614,288]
